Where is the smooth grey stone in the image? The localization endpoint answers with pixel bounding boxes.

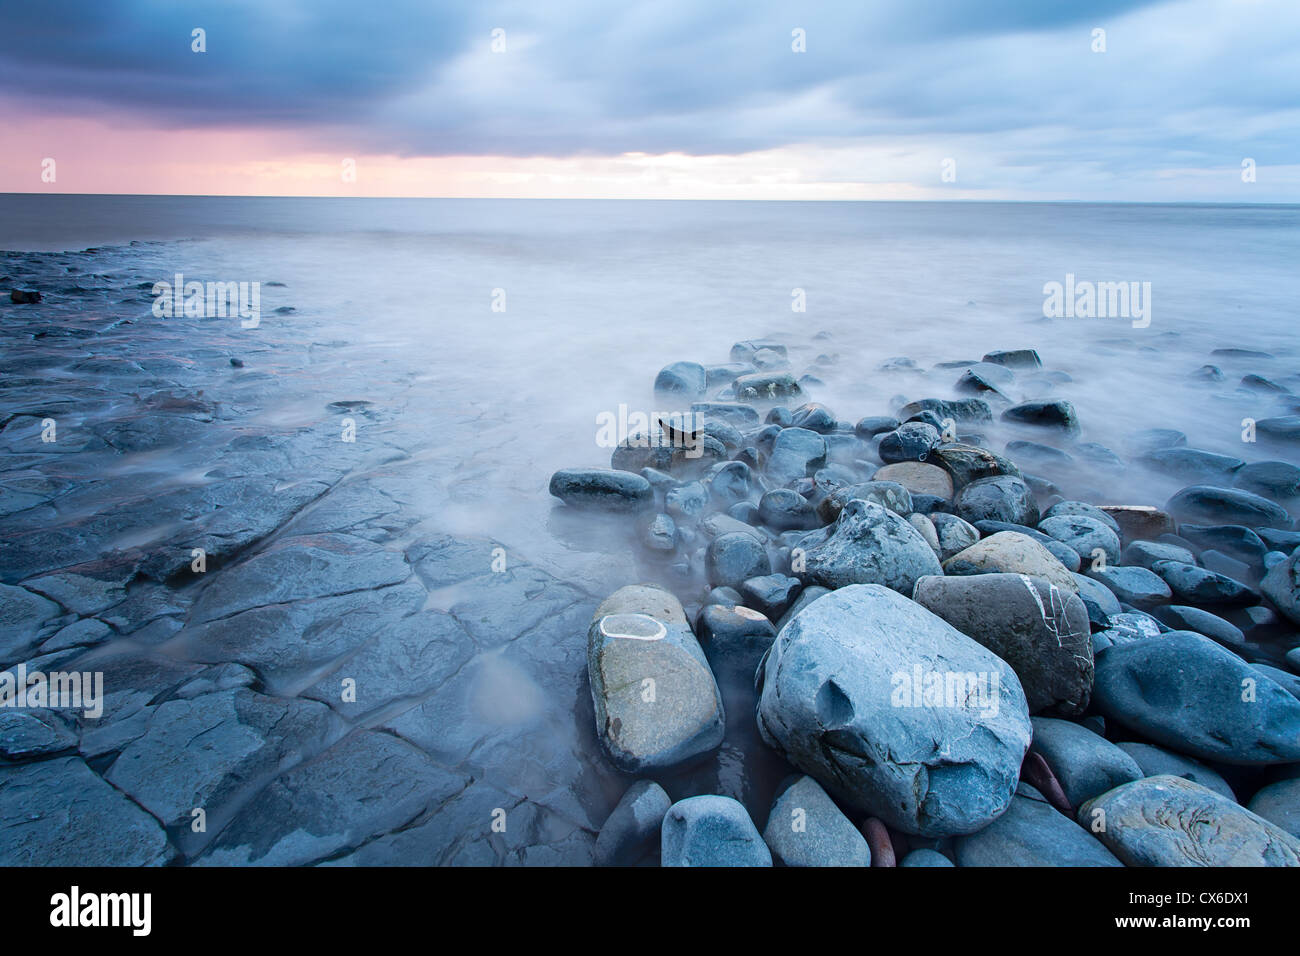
[1247,779,1300,838]
[1042,501,1120,533]
[1150,559,1259,608]
[549,468,653,512]
[1072,572,1123,626]
[1261,551,1300,626]
[774,585,830,632]
[594,780,672,866]
[955,475,1040,526]
[930,512,980,561]
[739,574,802,621]
[982,349,1042,369]
[762,775,871,867]
[1151,605,1246,652]
[733,372,802,402]
[942,531,1079,595]
[854,416,900,439]
[1039,514,1120,566]
[896,397,993,424]
[1087,565,1172,607]
[1030,716,1143,807]
[800,499,942,593]
[1093,630,1300,765]
[757,488,819,531]
[756,584,1031,837]
[954,784,1122,867]
[706,532,771,590]
[1178,523,1267,562]
[1166,485,1290,529]
[661,795,771,867]
[1255,664,1300,701]
[816,480,912,523]
[654,361,707,397]
[765,427,827,486]
[900,848,954,867]
[1141,447,1244,483]
[1001,400,1080,435]
[878,422,940,464]
[1121,539,1196,569]
[1235,461,1300,500]
[928,442,1022,489]
[1115,742,1236,800]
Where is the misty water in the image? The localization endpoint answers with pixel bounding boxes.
[2,196,1298,863]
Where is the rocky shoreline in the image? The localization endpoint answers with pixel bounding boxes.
[554,338,1300,866]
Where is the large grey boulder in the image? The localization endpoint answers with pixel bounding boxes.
[954,783,1122,867]
[661,795,771,867]
[943,531,1080,595]
[587,585,725,773]
[1079,776,1300,866]
[800,500,942,593]
[912,573,1094,716]
[762,775,871,867]
[756,584,1032,837]
[1093,630,1300,765]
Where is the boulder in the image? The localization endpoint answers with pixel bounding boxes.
[594,781,672,866]
[1086,565,1171,608]
[1029,717,1143,807]
[549,468,653,512]
[661,795,771,867]
[1114,742,1236,801]
[912,573,1094,716]
[942,531,1080,595]
[955,475,1040,526]
[954,784,1122,867]
[1079,776,1300,866]
[587,585,725,772]
[929,443,1022,490]
[930,513,980,562]
[756,584,1032,836]
[653,361,707,397]
[1001,400,1080,436]
[1092,630,1300,765]
[1166,485,1290,529]
[762,775,872,867]
[878,422,941,464]
[800,500,942,593]
[873,462,954,500]
[705,532,771,590]
[1038,515,1120,566]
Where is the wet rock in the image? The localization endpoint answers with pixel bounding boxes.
[664,480,708,520]
[661,795,771,867]
[740,574,802,620]
[0,583,61,661]
[1261,552,1300,626]
[641,513,677,552]
[587,585,724,772]
[1141,448,1244,483]
[706,532,771,590]
[1079,776,1300,866]
[1177,524,1267,563]
[816,480,912,524]
[1094,630,1300,764]
[955,475,1039,526]
[1151,605,1245,652]
[1121,539,1195,569]
[789,403,837,434]
[550,468,653,512]
[929,442,1021,490]
[757,489,818,531]
[913,573,1094,716]
[594,780,672,866]
[1071,572,1122,627]
[691,402,759,428]
[1043,501,1120,533]
[943,531,1079,595]
[983,349,1042,369]
[705,461,757,507]
[1247,779,1300,838]
[854,416,899,439]
[801,500,942,593]
[1114,742,1235,800]
[756,584,1032,836]
[1030,717,1143,806]
[0,756,175,865]
[873,462,953,500]
[653,361,707,397]
[1099,505,1175,543]
[1087,565,1172,608]
[954,783,1122,867]
[733,372,802,402]
[930,512,980,561]
[1038,514,1120,566]
[765,427,827,486]
[1166,485,1290,529]
[1001,400,1080,436]
[0,710,77,759]
[774,585,830,631]
[1235,460,1300,501]
[762,775,871,867]
[1150,560,1259,608]
[900,848,954,867]
[897,397,993,424]
[1258,528,1300,552]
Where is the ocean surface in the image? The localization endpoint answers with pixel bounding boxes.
[2,195,1298,863]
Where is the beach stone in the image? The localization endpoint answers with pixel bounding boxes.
[854,416,900,438]
[983,349,1042,369]
[930,513,980,561]
[774,585,830,632]
[800,500,942,593]
[955,475,1039,527]
[762,775,871,867]
[654,361,707,397]
[789,403,837,434]
[1151,605,1245,652]
[1235,460,1300,500]
[549,468,653,512]
[954,784,1122,867]
[1288,647,1300,674]
[664,480,707,519]
[756,584,1032,836]
[1087,565,1171,608]
[907,513,941,556]
[1258,528,1300,552]
[734,372,802,402]
[900,848,954,867]
[740,574,802,621]
[706,532,771,590]
[1150,560,1259,608]
[594,780,672,866]
[1100,505,1175,543]
[765,427,827,486]
[943,531,1080,595]
[1038,515,1120,566]
[816,480,912,523]
[587,585,725,773]
[1079,775,1300,866]
[1043,501,1121,533]
[692,402,759,427]
[1142,448,1244,483]
[1030,717,1143,807]
[1002,400,1080,436]
[897,397,993,424]
[1072,572,1123,627]
[1178,524,1267,563]
[1093,630,1300,765]
[873,462,953,500]
[0,756,175,866]
[912,573,1094,716]
[1166,485,1290,529]
[878,422,940,464]
[929,442,1021,490]
[701,513,763,541]
[1255,664,1300,701]
[661,795,771,867]
[641,513,677,552]
[1114,742,1236,800]
[1261,551,1300,626]
[1121,540,1196,570]
[1247,779,1300,838]
[757,489,818,531]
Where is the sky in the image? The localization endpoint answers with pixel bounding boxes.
[0,0,1296,201]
